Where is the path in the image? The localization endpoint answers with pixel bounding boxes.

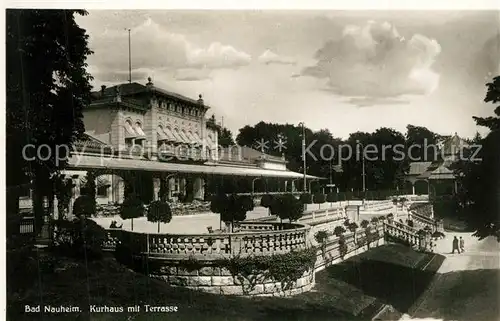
[402,231,500,321]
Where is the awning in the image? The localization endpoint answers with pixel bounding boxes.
[171,128,185,143]
[67,154,320,179]
[186,131,202,145]
[157,127,167,141]
[179,130,191,143]
[134,125,146,139]
[124,122,136,139]
[163,127,176,142]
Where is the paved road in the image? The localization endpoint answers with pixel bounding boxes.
[401,231,500,321]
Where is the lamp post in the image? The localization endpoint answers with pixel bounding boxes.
[358,142,366,206]
[298,122,307,192]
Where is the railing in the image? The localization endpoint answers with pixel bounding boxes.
[104,222,310,258]
[383,221,420,247]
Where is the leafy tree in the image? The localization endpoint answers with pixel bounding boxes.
[454,76,500,240]
[73,195,96,218]
[120,194,144,231]
[270,194,304,224]
[313,193,326,209]
[333,225,346,237]
[6,10,93,232]
[221,194,249,232]
[147,201,172,233]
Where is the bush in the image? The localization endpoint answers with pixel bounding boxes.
[326,192,337,203]
[52,218,107,260]
[348,222,358,232]
[73,195,96,218]
[431,231,445,238]
[299,193,312,204]
[360,219,370,228]
[147,201,172,233]
[270,194,304,223]
[241,195,255,212]
[260,194,273,208]
[333,225,346,237]
[314,230,328,244]
[313,193,326,204]
[120,195,145,231]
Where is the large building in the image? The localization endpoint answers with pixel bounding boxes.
[18,78,318,213]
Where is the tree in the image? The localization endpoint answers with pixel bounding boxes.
[313,193,326,209]
[147,201,172,233]
[270,194,305,224]
[120,194,144,231]
[6,10,93,232]
[454,76,500,240]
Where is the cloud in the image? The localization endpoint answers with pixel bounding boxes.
[258,49,296,65]
[301,21,441,101]
[87,17,251,82]
[173,68,212,81]
[345,97,410,107]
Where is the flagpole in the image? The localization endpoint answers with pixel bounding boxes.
[128,28,132,83]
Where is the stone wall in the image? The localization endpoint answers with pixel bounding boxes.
[149,261,314,297]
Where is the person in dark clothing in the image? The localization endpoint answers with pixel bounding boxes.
[452,236,461,254]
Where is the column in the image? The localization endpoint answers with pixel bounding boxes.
[153,176,161,201]
[193,176,204,200]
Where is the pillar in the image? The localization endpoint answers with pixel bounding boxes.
[193,176,204,200]
[153,176,161,201]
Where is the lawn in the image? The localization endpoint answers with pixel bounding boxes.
[7,244,444,321]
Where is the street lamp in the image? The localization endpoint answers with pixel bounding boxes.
[298,122,307,192]
[357,142,366,206]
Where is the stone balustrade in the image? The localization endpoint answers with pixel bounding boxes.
[383,221,420,247]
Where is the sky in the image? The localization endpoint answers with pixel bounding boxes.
[76,10,500,139]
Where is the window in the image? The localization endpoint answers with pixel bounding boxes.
[97,185,107,197]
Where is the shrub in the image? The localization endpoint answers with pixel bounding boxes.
[333,225,346,237]
[73,195,96,218]
[241,195,255,212]
[147,201,172,233]
[326,192,337,203]
[360,219,370,229]
[52,218,107,260]
[120,194,145,231]
[260,194,273,208]
[313,193,326,204]
[270,194,304,223]
[299,193,312,204]
[314,230,328,244]
[348,222,358,232]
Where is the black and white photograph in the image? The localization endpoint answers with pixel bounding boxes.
[4,3,500,321]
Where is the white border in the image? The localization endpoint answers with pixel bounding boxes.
[3,0,500,10]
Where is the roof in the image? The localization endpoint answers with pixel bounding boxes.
[440,133,469,156]
[428,163,455,180]
[91,82,209,109]
[408,162,432,176]
[67,154,320,179]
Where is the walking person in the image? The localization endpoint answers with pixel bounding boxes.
[459,236,465,253]
[452,236,461,254]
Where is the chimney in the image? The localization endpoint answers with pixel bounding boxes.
[101,85,106,96]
